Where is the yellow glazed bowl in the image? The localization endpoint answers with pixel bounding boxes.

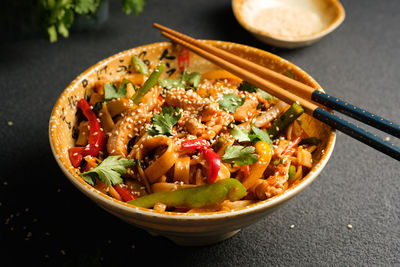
[232,0,345,48]
[49,41,335,246]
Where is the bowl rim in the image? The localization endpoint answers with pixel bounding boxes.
[49,40,336,221]
[232,0,346,43]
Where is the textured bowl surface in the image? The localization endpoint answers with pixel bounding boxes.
[49,41,335,246]
[232,0,345,48]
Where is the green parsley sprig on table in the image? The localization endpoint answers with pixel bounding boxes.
[39,0,147,42]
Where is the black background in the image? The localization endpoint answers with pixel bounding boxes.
[0,0,399,266]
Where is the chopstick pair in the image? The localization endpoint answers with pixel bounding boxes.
[153,23,400,161]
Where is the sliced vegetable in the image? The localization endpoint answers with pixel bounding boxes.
[180,138,221,183]
[127,178,246,209]
[268,102,304,138]
[132,55,150,75]
[288,165,296,179]
[68,147,85,168]
[177,47,190,71]
[68,98,106,167]
[113,184,138,202]
[241,141,273,189]
[132,62,165,104]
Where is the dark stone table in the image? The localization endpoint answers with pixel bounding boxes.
[0,0,399,266]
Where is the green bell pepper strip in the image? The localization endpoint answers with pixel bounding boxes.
[127,179,247,209]
[288,165,296,179]
[268,102,304,138]
[132,55,150,75]
[131,62,165,105]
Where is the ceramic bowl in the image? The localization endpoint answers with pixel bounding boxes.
[232,0,345,48]
[49,41,335,246]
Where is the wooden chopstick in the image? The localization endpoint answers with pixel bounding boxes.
[153,23,400,139]
[154,24,400,161]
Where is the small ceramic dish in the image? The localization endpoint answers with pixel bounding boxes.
[232,0,345,48]
[49,41,335,246]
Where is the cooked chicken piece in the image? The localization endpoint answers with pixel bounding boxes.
[234,98,258,122]
[250,160,290,200]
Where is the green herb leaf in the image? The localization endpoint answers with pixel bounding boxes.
[148,106,181,136]
[218,94,244,113]
[249,125,272,144]
[230,126,250,142]
[158,68,202,90]
[80,156,138,186]
[122,0,147,15]
[238,81,273,100]
[74,0,100,14]
[104,83,127,100]
[222,145,259,166]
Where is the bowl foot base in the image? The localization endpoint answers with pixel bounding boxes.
[147,229,241,246]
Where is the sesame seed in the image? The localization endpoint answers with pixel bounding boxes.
[347,224,353,229]
[7,121,13,126]
[290,224,295,229]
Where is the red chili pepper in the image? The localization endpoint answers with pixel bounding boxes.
[180,138,220,183]
[68,147,85,168]
[180,138,210,150]
[282,137,302,156]
[113,184,138,202]
[68,98,106,167]
[177,47,190,71]
[202,148,221,183]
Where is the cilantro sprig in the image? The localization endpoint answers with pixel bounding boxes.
[230,125,272,144]
[218,94,244,113]
[147,106,181,136]
[38,0,147,42]
[104,82,128,100]
[80,156,138,186]
[158,68,202,90]
[239,81,273,100]
[222,145,259,166]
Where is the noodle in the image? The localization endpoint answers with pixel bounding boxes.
[69,61,322,212]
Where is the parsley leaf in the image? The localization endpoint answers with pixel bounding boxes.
[74,0,100,14]
[104,83,127,100]
[222,145,259,166]
[158,68,202,90]
[122,0,147,15]
[148,106,181,136]
[230,126,250,142]
[218,94,244,113]
[80,156,138,186]
[249,125,272,144]
[230,125,272,144]
[238,81,273,100]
